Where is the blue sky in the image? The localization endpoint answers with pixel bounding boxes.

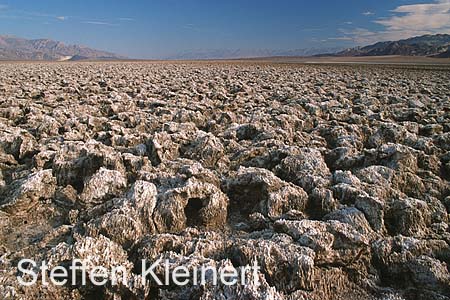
[0,0,449,58]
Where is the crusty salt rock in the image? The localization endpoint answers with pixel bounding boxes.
[153,176,228,232]
[180,131,226,168]
[372,236,450,294]
[80,167,127,206]
[308,187,339,218]
[275,147,331,192]
[274,219,369,266]
[0,124,37,160]
[226,167,308,220]
[355,195,385,232]
[52,139,126,190]
[0,169,56,214]
[85,180,158,248]
[324,207,375,237]
[385,198,431,237]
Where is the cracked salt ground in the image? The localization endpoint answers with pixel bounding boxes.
[0,61,449,299]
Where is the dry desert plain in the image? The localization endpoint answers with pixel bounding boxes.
[0,60,450,299]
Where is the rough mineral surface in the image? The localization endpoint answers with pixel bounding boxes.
[0,61,449,300]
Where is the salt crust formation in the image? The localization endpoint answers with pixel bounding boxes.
[0,62,449,299]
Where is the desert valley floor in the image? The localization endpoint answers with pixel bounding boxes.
[0,61,449,299]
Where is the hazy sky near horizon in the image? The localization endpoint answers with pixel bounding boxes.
[1,0,450,58]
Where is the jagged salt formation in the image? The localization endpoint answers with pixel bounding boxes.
[0,62,449,300]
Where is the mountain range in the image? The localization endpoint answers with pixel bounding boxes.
[0,35,125,61]
[1,33,450,61]
[331,34,450,58]
[165,47,345,60]
[169,34,450,59]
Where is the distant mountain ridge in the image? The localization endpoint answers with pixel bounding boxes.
[332,34,450,58]
[166,47,344,60]
[0,35,125,61]
[3,33,449,61]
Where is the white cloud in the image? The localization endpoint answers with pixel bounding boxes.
[362,11,374,16]
[118,17,134,21]
[375,0,450,32]
[341,1,450,44]
[327,37,353,41]
[0,9,71,22]
[82,21,117,26]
